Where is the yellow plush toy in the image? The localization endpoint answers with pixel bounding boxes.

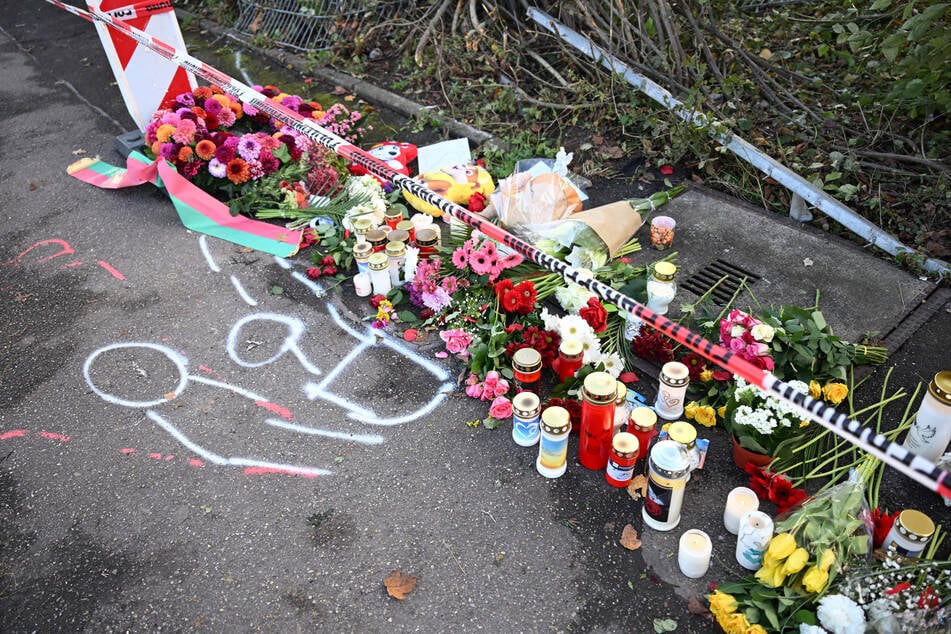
[402,163,495,217]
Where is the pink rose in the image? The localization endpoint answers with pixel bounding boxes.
[746,342,769,357]
[466,383,485,399]
[488,396,513,419]
[729,338,747,353]
[492,379,510,398]
[440,328,473,355]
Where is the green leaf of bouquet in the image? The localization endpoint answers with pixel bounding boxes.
[794,609,818,625]
[482,416,501,430]
[811,311,827,331]
[397,310,419,324]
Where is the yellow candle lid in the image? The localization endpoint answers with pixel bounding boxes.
[668,421,697,445]
[583,371,617,398]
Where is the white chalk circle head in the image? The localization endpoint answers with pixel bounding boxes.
[83,342,189,408]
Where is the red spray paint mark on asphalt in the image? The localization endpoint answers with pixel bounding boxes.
[0,430,28,440]
[243,466,319,478]
[255,400,294,421]
[188,458,205,467]
[120,448,137,454]
[38,431,70,442]
[97,260,126,280]
[61,261,84,269]
[148,452,163,460]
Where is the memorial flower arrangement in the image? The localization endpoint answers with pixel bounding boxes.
[143,83,369,221]
[722,376,817,456]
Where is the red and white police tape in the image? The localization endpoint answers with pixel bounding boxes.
[45,0,950,498]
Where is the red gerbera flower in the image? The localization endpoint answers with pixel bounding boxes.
[500,289,520,313]
[513,280,537,315]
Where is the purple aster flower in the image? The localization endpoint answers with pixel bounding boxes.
[237,136,261,161]
[207,158,227,178]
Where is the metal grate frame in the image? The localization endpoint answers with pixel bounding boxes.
[680,258,761,305]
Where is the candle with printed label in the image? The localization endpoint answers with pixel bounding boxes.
[536,406,571,478]
[511,391,541,447]
[736,510,774,570]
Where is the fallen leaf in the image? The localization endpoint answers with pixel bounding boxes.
[627,474,648,501]
[249,12,263,33]
[687,595,710,616]
[653,617,677,632]
[28,182,37,191]
[620,524,642,550]
[164,392,176,400]
[759,47,772,60]
[332,85,348,95]
[384,569,417,600]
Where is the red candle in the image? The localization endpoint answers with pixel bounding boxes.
[605,432,639,487]
[627,406,658,467]
[578,371,617,470]
[553,338,583,383]
[512,347,542,395]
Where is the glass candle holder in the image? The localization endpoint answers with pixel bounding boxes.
[384,206,404,230]
[367,252,392,296]
[678,529,712,578]
[511,391,541,447]
[553,338,583,383]
[396,220,416,246]
[536,406,571,478]
[353,242,372,275]
[605,432,639,488]
[512,347,542,396]
[903,370,951,462]
[649,215,676,249]
[415,228,438,260]
[654,361,689,420]
[628,406,658,467]
[385,240,406,287]
[352,216,374,244]
[366,229,388,253]
[578,371,618,471]
[642,440,690,531]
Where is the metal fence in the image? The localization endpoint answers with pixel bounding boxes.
[233,0,409,52]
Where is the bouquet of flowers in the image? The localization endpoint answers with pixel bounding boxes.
[709,476,873,633]
[143,83,368,221]
[720,309,776,372]
[723,376,818,456]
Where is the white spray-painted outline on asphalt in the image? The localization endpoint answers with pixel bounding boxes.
[198,235,221,272]
[303,304,453,426]
[230,274,258,306]
[226,312,322,375]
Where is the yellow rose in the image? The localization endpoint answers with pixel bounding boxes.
[781,547,809,574]
[718,405,727,419]
[707,590,738,616]
[684,401,699,421]
[755,561,787,588]
[746,625,768,634]
[809,380,822,400]
[822,382,849,405]
[764,532,797,561]
[700,368,714,382]
[695,405,717,427]
[802,565,830,593]
[718,612,751,634]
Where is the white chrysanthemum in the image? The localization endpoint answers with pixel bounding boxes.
[578,331,602,364]
[540,307,561,333]
[558,314,594,340]
[751,323,775,342]
[816,594,866,634]
[798,625,827,634]
[596,352,623,378]
[554,283,596,313]
[403,247,419,282]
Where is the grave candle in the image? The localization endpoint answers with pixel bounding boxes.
[736,510,774,570]
[678,529,712,578]
[723,487,759,535]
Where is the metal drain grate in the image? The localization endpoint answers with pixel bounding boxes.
[680,259,761,305]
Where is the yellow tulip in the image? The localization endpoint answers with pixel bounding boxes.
[781,547,809,574]
[695,405,717,427]
[822,382,849,405]
[685,401,699,420]
[802,565,830,593]
[700,368,714,382]
[765,532,797,561]
[755,561,787,588]
[818,548,836,572]
[809,380,822,399]
[707,590,738,616]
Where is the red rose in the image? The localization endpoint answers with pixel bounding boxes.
[306,267,322,280]
[579,297,608,332]
[468,192,487,212]
[369,294,386,308]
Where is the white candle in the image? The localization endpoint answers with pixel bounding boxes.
[723,487,760,535]
[735,510,774,570]
[353,272,372,297]
[678,529,712,578]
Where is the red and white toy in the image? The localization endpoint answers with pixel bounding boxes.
[349,141,418,182]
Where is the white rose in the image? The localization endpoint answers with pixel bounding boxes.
[751,323,775,343]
